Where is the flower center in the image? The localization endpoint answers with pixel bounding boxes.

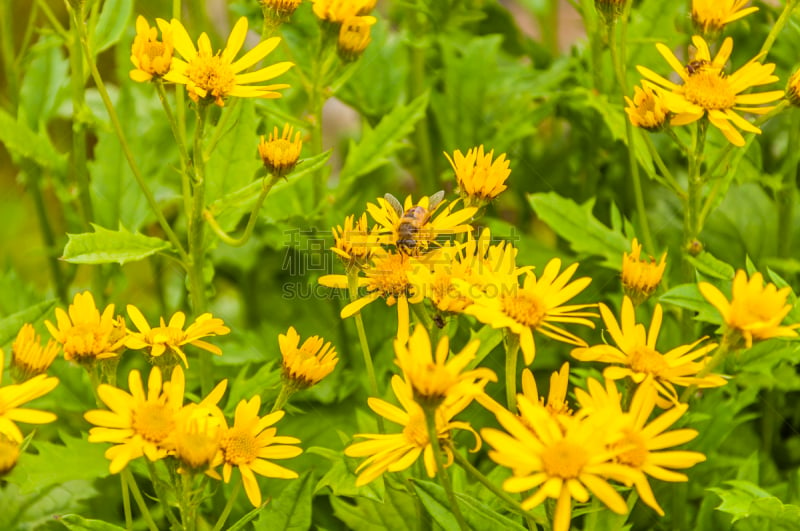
[682,72,736,110]
[403,412,430,448]
[133,403,175,443]
[613,430,648,468]
[144,41,166,61]
[541,440,588,479]
[222,427,258,465]
[367,254,412,298]
[149,326,186,347]
[63,324,107,358]
[502,292,547,328]
[185,54,236,99]
[629,346,669,376]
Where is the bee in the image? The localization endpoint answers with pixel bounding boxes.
[685,59,709,75]
[384,190,445,252]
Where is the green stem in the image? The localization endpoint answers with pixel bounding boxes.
[155,80,191,169]
[68,5,94,227]
[0,0,19,109]
[203,174,280,247]
[122,468,159,531]
[778,110,800,258]
[423,407,469,531]
[145,459,180,528]
[121,473,133,531]
[270,383,294,413]
[211,482,241,531]
[683,120,707,263]
[179,472,196,531]
[640,132,686,199]
[679,335,731,403]
[35,0,69,42]
[759,0,799,57]
[204,98,240,158]
[504,333,520,412]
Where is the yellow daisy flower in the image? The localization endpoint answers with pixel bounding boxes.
[45,291,127,364]
[622,237,666,305]
[394,324,496,407]
[170,404,223,474]
[337,15,376,62]
[0,351,59,441]
[692,0,758,35]
[258,123,303,177]
[312,0,374,23]
[164,17,293,106]
[444,145,512,204]
[699,269,800,348]
[571,297,726,407]
[0,427,20,477]
[463,257,598,365]
[279,326,338,389]
[217,397,302,507]
[637,35,783,146]
[482,394,639,531]
[11,323,59,380]
[344,374,480,486]
[125,305,230,367]
[331,212,382,270]
[521,362,573,424]
[129,16,173,82]
[625,82,669,131]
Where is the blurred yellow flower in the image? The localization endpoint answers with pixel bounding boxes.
[45,291,127,364]
[258,124,302,177]
[312,0,374,23]
[11,323,59,380]
[699,270,800,348]
[625,83,669,131]
[622,237,666,305]
[521,362,572,425]
[0,351,58,441]
[692,0,758,35]
[125,305,230,367]
[217,397,302,507]
[337,16,376,62]
[129,16,173,82]
[331,212,381,269]
[445,145,511,203]
[0,427,20,477]
[165,17,293,106]
[787,69,800,107]
[171,405,223,474]
[279,326,338,388]
[637,35,782,146]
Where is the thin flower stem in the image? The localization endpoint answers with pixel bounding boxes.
[154,80,191,169]
[778,110,800,258]
[34,0,69,42]
[0,0,20,108]
[423,408,469,531]
[145,459,180,528]
[211,482,241,531]
[640,133,686,199]
[270,383,294,413]
[452,451,539,530]
[759,0,799,57]
[204,98,240,158]
[203,174,280,247]
[122,468,159,531]
[121,473,133,531]
[68,6,94,228]
[679,335,731,403]
[504,333,520,412]
[684,120,707,260]
[179,473,196,531]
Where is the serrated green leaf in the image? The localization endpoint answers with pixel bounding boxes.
[0,300,57,347]
[254,471,313,531]
[688,252,735,280]
[93,0,134,53]
[329,484,417,531]
[56,514,125,531]
[339,92,429,187]
[528,192,630,268]
[0,107,66,174]
[0,480,99,531]
[62,224,172,265]
[709,480,800,525]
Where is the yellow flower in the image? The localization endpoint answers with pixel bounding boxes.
[444,145,511,203]
[258,124,302,177]
[622,238,666,305]
[572,297,726,407]
[217,397,302,507]
[637,35,783,146]
[0,351,58,441]
[482,395,639,531]
[125,305,230,367]
[45,291,127,364]
[344,375,480,486]
[787,69,800,106]
[129,16,173,82]
[260,0,302,21]
[699,270,800,348]
[692,0,758,35]
[312,0,374,23]
[0,427,20,477]
[11,323,59,380]
[521,362,573,424]
[337,16,376,62]
[394,324,496,407]
[165,17,293,106]
[171,405,223,474]
[279,326,338,388]
[625,83,669,131]
[463,258,597,365]
[331,212,382,269]
[576,380,706,516]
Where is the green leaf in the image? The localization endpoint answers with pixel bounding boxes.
[0,107,66,175]
[0,480,99,530]
[254,471,313,530]
[62,224,172,265]
[412,479,527,531]
[205,99,261,203]
[658,284,722,325]
[339,92,429,187]
[18,35,69,130]
[709,480,800,526]
[0,300,57,347]
[688,252,735,281]
[528,192,630,268]
[329,484,417,531]
[56,514,125,531]
[469,324,503,368]
[93,0,134,53]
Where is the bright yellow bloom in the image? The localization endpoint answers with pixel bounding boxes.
[625,83,669,131]
[0,427,20,476]
[0,350,58,441]
[521,362,573,425]
[338,16,376,62]
[692,0,758,35]
[572,297,726,407]
[11,323,59,380]
[331,212,382,269]
[258,124,302,177]
[45,291,127,364]
[463,258,597,365]
[576,380,706,516]
[638,35,782,147]
[345,375,480,486]
[171,405,223,474]
[279,326,338,388]
[622,238,666,305]
[312,0,374,23]
[125,305,230,367]
[482,395,639,531]
[699,270,800,348]
[445,145,511,203]
[165,17,293,106]
[130,16,173,82]
[217,397,302,507]
[394,324,496,407]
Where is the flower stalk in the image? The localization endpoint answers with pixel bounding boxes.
[423,405,469,531]
[504,332,520,412]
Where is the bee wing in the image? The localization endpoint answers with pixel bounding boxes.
[428,190,445,211]
[384,193,404,216]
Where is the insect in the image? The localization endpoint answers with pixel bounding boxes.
[685,59,709,75]
[384,190,445,252]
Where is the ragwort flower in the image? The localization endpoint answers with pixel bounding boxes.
[692,0,758,35]
[165,17,293,106]
[445,145,511,203]
[130,16,173,82]
[170,404,223,474]
[622,237,666,305]
[312,0,375,23]
[0,349,59,441]
[521,362,573,425]
[279,326,338,389]
[11,323,59,380]
[638,35,783,146]
[337,16,376,62]
[0,427,20,476]
[625,83,669,131]
[258,123,303,177]
[331,212,381,269]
